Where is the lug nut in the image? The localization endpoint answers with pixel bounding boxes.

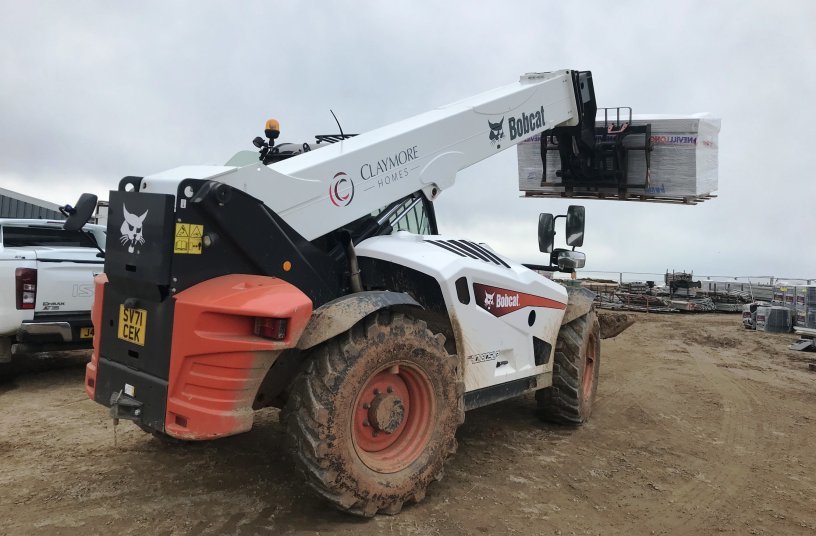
[387,386,393,393]
[362,420,370,427]
[373,388,380,396]
[362,403,370,410]
[372,431,379,437]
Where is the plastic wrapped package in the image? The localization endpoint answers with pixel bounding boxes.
[518,113,720,203]
[755,306,769,331]
[796,285,816,308]
[759,306,793,333]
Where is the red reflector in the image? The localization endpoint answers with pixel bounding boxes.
[254,317,288,340]
[15,268,37,310]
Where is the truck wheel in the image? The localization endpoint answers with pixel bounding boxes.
[284,311,464,517]
[0,336,11,364]
[536,310,600,425]
[0,337,12,382]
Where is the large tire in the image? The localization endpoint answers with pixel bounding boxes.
[0,336,11,364]
[536,310,600,425]
[0,337,13,383]
[284,311,464,517]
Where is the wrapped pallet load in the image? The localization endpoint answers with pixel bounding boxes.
[795,285,816,329]
[518,113,720,203]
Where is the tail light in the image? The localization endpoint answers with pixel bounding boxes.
[15,268,37,310]
[253,317,288,340]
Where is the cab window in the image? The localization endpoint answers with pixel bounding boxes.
[390,198,432,235]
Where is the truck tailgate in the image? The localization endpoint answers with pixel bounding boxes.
[30,247,103,313]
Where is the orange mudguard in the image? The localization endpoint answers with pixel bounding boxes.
[165,274,312,440]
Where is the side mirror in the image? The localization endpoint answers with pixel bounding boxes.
[565,205,585,247]
[61,193,98,231]
[553,249,586,272]
[538,213,555,253]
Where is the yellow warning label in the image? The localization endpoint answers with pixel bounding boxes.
[174,223,204,255]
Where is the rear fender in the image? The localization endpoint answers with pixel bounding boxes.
[296,291,421,351]
[165,274,312,440]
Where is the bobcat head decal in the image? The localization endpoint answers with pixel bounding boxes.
[119,204,148,254]
[483,291,495,309]
[488,117,505,149]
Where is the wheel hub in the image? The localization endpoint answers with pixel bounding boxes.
[368,392,405,434]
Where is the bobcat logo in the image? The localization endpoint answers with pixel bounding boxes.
[488,117,505,149]
[483,291,495,309]
[119,205,148,254]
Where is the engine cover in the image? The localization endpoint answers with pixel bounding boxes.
[355,232,567,393]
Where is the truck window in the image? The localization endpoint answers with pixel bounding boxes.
[1,226,98,248]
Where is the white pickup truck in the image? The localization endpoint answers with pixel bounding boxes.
[0,219,106,364]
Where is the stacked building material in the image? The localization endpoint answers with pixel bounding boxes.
[755,306,769,331]
[518,114,720,204]
[795,286,816,329]
[772,284,797,311]
[701,289,752,312]
[669,296,716,312]
[758,306,793,333]
[619,281,651,294]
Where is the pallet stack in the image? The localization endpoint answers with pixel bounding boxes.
[795,286,816,330]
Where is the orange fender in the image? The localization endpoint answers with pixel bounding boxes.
[165,274,312,440]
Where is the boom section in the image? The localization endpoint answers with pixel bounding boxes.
[138,71,583,240]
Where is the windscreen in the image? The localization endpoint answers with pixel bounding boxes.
[1,226,97,248]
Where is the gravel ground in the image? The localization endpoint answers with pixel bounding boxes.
[1,313,814,535]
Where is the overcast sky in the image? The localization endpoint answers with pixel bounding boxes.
[2,1,814,281]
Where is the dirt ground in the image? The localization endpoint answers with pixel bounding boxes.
[1,313,815,535]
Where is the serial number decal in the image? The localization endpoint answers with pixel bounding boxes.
[467,350,500,364]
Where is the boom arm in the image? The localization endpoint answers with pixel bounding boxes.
[139,70,596,240]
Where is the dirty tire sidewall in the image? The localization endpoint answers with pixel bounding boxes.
[536,310,601,425]
[284,311,464,517]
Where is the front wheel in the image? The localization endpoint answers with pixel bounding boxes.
[284,311,464,517]
[536,310,601,425]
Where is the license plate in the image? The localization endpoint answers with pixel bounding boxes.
[80,327,94,339]
[118,305,147,346]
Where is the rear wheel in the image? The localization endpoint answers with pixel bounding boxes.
[536,310,600,425]
[284,311,464,517]
[0,337,13,382]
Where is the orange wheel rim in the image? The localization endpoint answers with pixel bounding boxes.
[351,363,435,474]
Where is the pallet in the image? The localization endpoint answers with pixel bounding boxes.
[522,191,717,205]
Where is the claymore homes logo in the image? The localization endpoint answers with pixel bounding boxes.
[490,105,547,147]
[359,145,419,190]
[329,172,355,207]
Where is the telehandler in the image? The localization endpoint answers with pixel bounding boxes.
[66,70,652,516]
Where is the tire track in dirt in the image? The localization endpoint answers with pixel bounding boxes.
[662,328,798,534]
[590,316,783,534]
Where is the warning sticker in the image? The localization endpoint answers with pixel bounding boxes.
[174,223,203,254]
